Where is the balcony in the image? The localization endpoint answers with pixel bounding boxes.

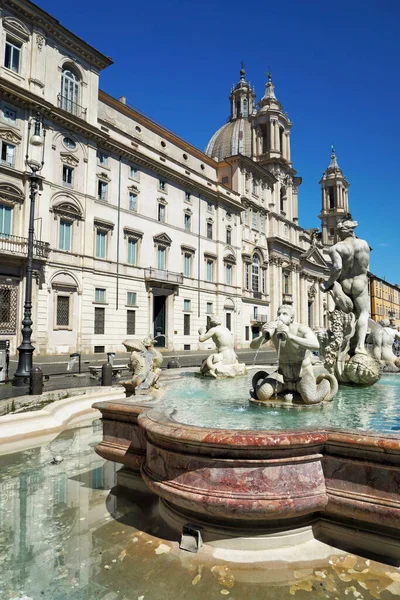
[144,268,183,285]
[57,94,87,120]
[0,234,50,259]
[253,291,262,299]
[251,314,268,324]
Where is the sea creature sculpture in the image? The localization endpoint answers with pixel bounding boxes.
[198,316,247,378]
[122,336,163,393]
[250,304,338,405]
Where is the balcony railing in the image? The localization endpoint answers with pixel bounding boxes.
[144,267,183,285]
[251,314,268,323]
[0,234,50,258]
[57,94,87,120]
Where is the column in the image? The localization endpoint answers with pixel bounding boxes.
[286,133,291,162]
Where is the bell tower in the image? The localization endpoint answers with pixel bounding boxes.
[319,147,349,245]
[229,63,256,121]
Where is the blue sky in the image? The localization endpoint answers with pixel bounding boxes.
[37,0,400,282]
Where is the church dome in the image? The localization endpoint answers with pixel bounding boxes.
[205,118,253,161]
[205,65,256,162]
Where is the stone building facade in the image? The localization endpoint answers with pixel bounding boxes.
[0,0,329,355]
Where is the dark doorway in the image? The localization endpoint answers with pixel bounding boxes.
[153,295,166,347]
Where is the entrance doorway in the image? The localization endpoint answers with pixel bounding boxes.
[153,295,166,347]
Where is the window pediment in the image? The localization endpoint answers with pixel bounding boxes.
[0,127,22,145]
[52,201,82,221]
[0,182,24,205]
[223,254,236,264]
[153,232,172,246]
[60,152,79,166]
[3,17,30,42]
[157,196,168,205]
[204,252,217,260]
[123,227,143,240]
[97,171,111,182]
[181,244,196,254]
[94,218,114,231]
[128,183,140,193]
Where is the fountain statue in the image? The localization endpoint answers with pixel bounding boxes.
[369,319,400,372]
[318,213,381,385]
[250,304,338,405]
[122,336,163,394]
[198,315,247,378]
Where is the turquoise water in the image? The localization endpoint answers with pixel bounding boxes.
[161,372,400,432]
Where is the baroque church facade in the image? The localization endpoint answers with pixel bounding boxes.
[0,0,333,355]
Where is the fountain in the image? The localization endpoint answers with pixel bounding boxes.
[94,216,400,564]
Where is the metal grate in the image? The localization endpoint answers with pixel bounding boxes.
[127,310,136,335]
[184,314,190,336]
[0,284,17,334]
[94,307,105,334]
[56,295,70,327]
[94,345,105,353]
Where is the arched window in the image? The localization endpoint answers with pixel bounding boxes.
[252,254,260,292]
[328,188,335,209]
[243,99,248,118]
[280,187,286,213]
[60,67,80,115]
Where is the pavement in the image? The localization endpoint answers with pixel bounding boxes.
[0,347,278,401]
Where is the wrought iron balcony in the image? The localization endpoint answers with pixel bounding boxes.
[144,267,183,285]
[0,234,50,258]
[251,314,268,323]
[57,94,87,120]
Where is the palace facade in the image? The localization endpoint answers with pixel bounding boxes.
[0,0,330,355]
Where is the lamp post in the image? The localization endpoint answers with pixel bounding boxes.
[13,114,46,386]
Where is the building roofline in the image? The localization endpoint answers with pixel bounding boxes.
[98,90,218,167]
[368,272,400,289]
[4,0,113,70]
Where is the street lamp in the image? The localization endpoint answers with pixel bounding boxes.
[14,114,46,385]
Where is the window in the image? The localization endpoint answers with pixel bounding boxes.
[226,264,232,285]
[283,272,290,295]
[130,166,139,179]
[95,288,106,303]
[262,268,266,294]
[254,306,259,320]
[183,299,191,311]
[185,191,191,202]
[207,201,213,212]
[206,302,213,314]
[3,107,16,124]
[244,209,249,224]
[62,165,74,187]
[158,203,166,223]
[56,296,70,327]
[1,142,15,167]
[206,259,213,282]
[127,291,137,306]
[252,209,257,228]
[207,222,213,239]
[94,307,105,334]
[243,99,248,118]
[4,38,21,73]
[252,254,260,292]
[158,179,167,191]
[245,326,250,341]
[329,228,335,237]
[158,246,166,270]
[97,150,108,167]
[328,188,335,209]
[127,310,136,335]
[129,192,137,211]
[184,253,191,277]
[280,188,286,213]
[63,136,76,150]
[184,313,190,336]
[60,67,80,114]
[59,219,72,251]
[96,180,108,201]
[222,176,229,185]
[245,263,250,290]
[127,238,137,265]
[226,313,231,331]
[0,205,12,236]
[95,230,107,258]
[184,213,191,232]
[226,228,232,245]
[252,180,257,195]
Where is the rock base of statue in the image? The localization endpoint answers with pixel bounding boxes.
[317,310,381,387]
[200,360,247,378]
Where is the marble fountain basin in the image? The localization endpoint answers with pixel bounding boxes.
[94,371,400,564]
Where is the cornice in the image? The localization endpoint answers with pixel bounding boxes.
[2,0,113,71]
[0,79,242,209]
